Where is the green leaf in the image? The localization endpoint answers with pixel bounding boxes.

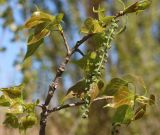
[3,113,19,128]
[28,28,50,45]
[104,86,135,108]
[123,0,152,14]
[55,13,64,24]
[24,103,36,113]
[93,6,114,27]
[63,79,104,102]
[7,102,23,114]
[113,105,134,124]
[24,38,43,60]
[105,78,128,96]
[80,18,105,34]
[0,95,10,106]
[19,115,37,130]
[1,84,24,99]
[24,11,55,29]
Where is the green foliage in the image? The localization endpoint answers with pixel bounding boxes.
[123,0,152,14]
[0,85,38,131]
[24,10,64,60]
[104,77,155,125]
[63,79,104,102]
[0,0,155,134]
[113,105,133,124]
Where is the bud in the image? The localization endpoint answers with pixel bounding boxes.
[124,0,152,14]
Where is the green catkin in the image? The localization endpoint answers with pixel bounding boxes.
[81,19,119,118]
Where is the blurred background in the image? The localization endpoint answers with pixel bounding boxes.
[0,0,160,135]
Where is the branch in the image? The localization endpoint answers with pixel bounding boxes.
[71,34,93,55]
[48,96,113,114]
[48,101,85,113]
[60,30,71,55]
[39,9,128,135]
[39,34,93,135]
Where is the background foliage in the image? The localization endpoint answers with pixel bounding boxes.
[0,0,159,135]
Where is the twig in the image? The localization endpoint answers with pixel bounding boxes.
[48,96,113,114]
[48,101,85,113]
[75,49,85,56]
[60,30,71,55]
[71,34,93,55]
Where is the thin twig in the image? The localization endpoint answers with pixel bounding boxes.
[48,96,114,114]
[60,30,71,55]
[48,101,85,113]
[75,49,85,56]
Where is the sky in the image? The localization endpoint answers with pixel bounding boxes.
[0,0,24,88]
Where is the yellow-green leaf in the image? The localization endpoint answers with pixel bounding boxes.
[24,11,55,29]
[63,79,104,102]
[113,105,134,124]
[104,86,134,108]
[20,115,37,130]
[24,38,43,60]
[0,95,10,106]
[123,0,152,14]
[28,28,50,45]
[80,18,104,34]
[104,78,128,96]
[7,102,23,114]
[1,84,24,99]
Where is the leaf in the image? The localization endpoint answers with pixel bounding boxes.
[80,18,104,34]
[63,79,104,102]
[123,0,152,14]
[122,74,147,95]
[93,6,114,27]
[104,86,135,108]
[3,113,19,128]
[55,13,64,24]
[7,102,23,114]
[74,51,97,70]
[19,115,37,130]
[1,84,24,99]
[28,28,50,45]
[24,11,55,29]
[24,38,43,60]
[113,105,134,124]
[0,95,10,106]
[105,78,129,96]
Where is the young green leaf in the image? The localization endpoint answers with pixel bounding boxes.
[93,6,114,27]
[3,113,19,128]
[28,28,50,45]
[24,11,55,29]
[80,18,105,34]
[123,0,152,14]
[113,105,134,124]
[0,95,10,106]
[7,102,23,114]
[24,38,43,60]
[104,78,128,96]
[104,86,135,108]
[1,84,24,99]
[19,115,37,130]
[63,79,104,102]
